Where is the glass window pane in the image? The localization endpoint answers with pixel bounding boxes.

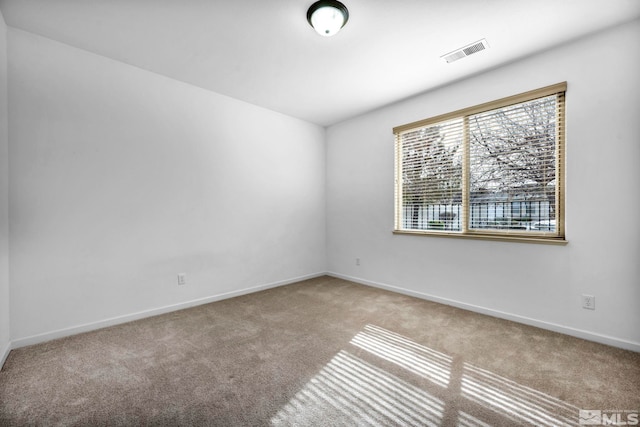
[401,118,463,231]
[468,96,557,232]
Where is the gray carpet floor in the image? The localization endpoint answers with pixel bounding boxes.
[1,276,639,426]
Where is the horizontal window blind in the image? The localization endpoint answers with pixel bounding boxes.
[394,83,566,242]
[397,118,463,231]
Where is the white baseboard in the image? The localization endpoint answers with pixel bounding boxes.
[328,272,640,353]
[11,272,325,349]
[1,341,10,370]
[10,270,639,354]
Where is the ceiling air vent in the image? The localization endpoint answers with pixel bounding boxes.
[441,39,489,63]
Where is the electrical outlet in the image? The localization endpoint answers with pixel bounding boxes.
[356,258,360,266]
[582,294,595,310]
[178,273,187,286]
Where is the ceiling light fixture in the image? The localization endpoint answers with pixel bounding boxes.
[307,0,349,37]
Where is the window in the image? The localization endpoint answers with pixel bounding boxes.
[394,83,566,243]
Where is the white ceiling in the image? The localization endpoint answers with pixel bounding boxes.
[1,0,639,126]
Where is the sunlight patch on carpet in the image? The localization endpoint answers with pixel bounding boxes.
[457,410,493,427]
[271,350,444,426]
[350,324,452,387]
[461,363,580,427]
[273,324,583,426]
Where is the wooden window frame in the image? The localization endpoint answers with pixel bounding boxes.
[393,83,567,245]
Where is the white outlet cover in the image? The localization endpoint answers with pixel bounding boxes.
[582,294,595,310]
[178,273,187,286]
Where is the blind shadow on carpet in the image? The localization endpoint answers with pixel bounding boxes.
[272,324,580,426]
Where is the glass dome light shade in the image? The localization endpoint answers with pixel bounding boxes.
[307,1,349,37]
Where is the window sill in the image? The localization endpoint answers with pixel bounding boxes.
[393,230,568,245]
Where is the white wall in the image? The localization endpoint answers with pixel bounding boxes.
[0,10,10,364]
[8,29,326,344]
[326,19,640,351]
[4,16,639,354]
